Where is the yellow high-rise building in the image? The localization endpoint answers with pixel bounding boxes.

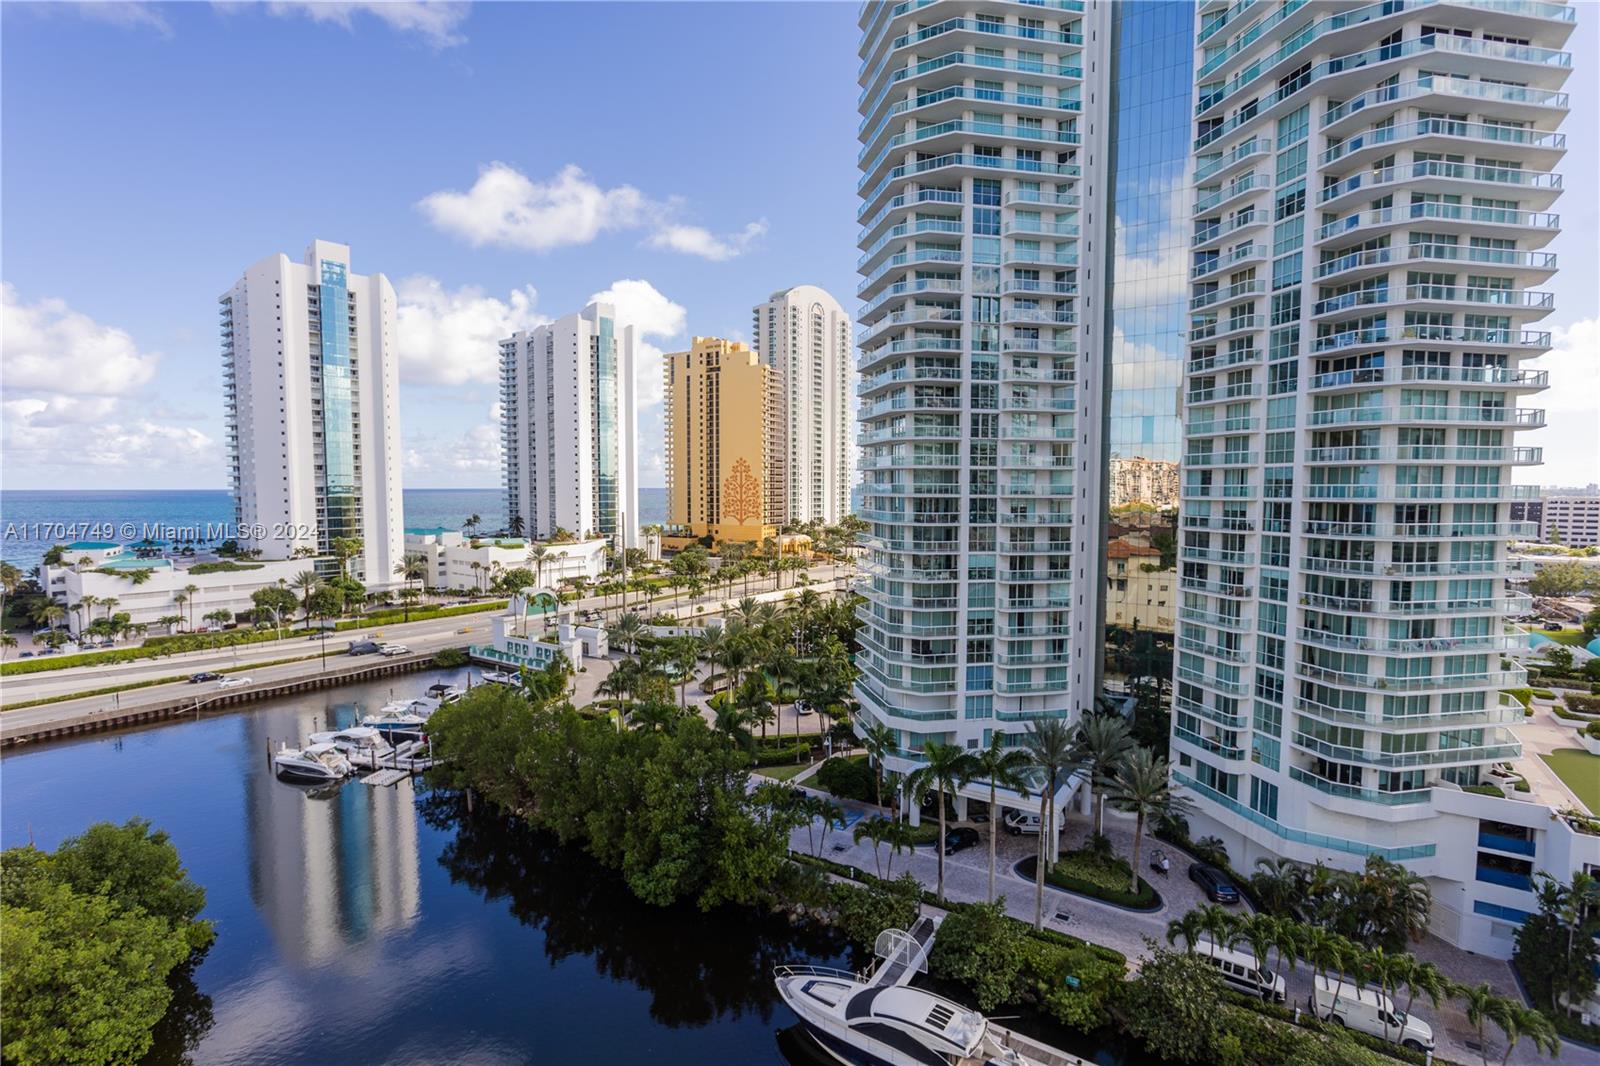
[663,337,782,546]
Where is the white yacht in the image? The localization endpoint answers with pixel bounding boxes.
[307,726,394,761]
[360,696,441,735]
[775,969,1045,1066]
[273,742,353,783]
[480,670,517,685]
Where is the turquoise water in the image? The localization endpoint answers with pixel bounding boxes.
[0,488,669,574]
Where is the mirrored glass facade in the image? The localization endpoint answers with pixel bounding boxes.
[315,257,361,549]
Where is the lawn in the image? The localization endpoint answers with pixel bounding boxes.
[1542,629,1590,647]
[755,761,812,782]
[1540,748,1600,814]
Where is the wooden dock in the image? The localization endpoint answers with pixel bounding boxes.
[2,651,458,749]
[361,769,411,788]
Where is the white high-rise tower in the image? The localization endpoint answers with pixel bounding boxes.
[1173,0,1584,957]
[500,302,639,550]
[219,239,403,586]
[752,285,854,525]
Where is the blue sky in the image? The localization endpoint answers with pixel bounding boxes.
[2,1,1595,491]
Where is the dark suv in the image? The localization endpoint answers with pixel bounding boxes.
[348,640,381,656]
[1189,862,1241,903]
[942,827,981,855]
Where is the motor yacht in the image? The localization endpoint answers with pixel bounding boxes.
[273,742,353,783]
[360,696,442,735]
[774,968,1047,1066]
[307,726,394,760]
[480,670,517,685]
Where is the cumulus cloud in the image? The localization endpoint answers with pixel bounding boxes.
[23,1,173,34]
[403,403,503,483]
[2,283,161,395]
[588,278,687,411]
[257,1,469,47]
[1,284,214,480]
[1520,317,1600,487]
[395,276,546,386]
[419,163,766,260]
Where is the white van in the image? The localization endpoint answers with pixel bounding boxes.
[1002,810,1042,835]
[1194,939,1285,1002]
[1312,975,1434,1051]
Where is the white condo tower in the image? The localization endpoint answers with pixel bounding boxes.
[219,239,404,586]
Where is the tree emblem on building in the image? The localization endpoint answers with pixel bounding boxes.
[722,458,762,526]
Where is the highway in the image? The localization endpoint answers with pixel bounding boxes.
[0,562,856,735]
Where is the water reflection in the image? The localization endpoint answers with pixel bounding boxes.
[421,791,858,1030]
[242,707,421,969]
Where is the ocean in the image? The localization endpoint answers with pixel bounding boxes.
[0,488,669,574]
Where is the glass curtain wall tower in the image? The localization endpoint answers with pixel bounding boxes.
[1173,0,1579,957]
[855,0,1119,820]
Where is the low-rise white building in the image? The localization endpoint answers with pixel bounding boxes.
[403,531,607,593]
[42,542,307,637]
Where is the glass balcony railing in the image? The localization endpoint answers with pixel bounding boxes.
[1174,771,1437,860]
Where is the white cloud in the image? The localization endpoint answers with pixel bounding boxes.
[1,284,214,480]
[403,403,503,483]
[588,278,686,411]
[2,283,161,395]
[645,219,770,262]
[418,164,647,252]
[395,275,546,386]
[1519,317,1600,488]
[33,2,172,34]
[419,163,766,260]
[259,1,469,47]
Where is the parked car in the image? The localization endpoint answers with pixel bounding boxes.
[215,676,252,689]
[188,671,222,684]
[379,644,409,657]
[1002,810,1042,836]
[1543,621,1565,632]
[1312,976,1434,1051]
[942,827,981,855]
[1188,862,1241,903]
[795,699,815,715]
[348,640,381,656]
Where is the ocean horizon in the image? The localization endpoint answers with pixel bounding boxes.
[0,487,670,573]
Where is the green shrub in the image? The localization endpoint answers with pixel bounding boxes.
[752,741,811,767]
[1565,694,1600,714]
[1463,782,1505,797]
[1530,688,1557,700]
[1503,688,1533,707]
[1045,848,1159,909]
[929,900,1030,1011]
[185,560,264,575]
[815,755,877,804]
[1585,721,1600,740]
[432,648,469,668]
[827,875,920,948]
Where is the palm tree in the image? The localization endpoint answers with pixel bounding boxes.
[526,544,549,589]
[854,817,896,878]
[713,703,753,752]
[331,536,363,578]
[1106,747,1191,895]
[1195,902,1239,952]
[1234,913,1286,982]
[1303,926,1349,990]
[1021,718,1078,931]
[860,720,898,812]
[74,594,97,634]
[814,798,845,857]
[182,584,200,631]
[1361,946,1411,1044]
[1494,1003,1559,1066]
[630,701,680,734]
[1074,713,1133,840]
[464,513,482,538]
[393,553,429,620]
[1166,909,1208,953]
[1458,982,1508,1066]
[0,633,16,661]
[881,816,917,878]
[609,612,644,657]
[99,596,120,624]
[969,732,1033,903]
[291,570,319,623]
[1399,960,1448,1027]
[1251,856,1307,917]
[905,741,975,902]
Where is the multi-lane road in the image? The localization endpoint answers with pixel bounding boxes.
[0,562,856,736]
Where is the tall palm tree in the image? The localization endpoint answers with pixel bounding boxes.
[183,583,200,631]
[1021,718,1078,931]
[1458,982,1509,1066]
[170,593,188,632]
[860,720,898,813]
[526,544,549,589]
[1302,926,1349,990]
[969,732,1033,903]
[609,612,644,657]
[393,553,429,620]
[1195,902,1239,952]
[713,703,753,752]
[905,741,975,902]
[854,817,895,879]
[1493,1003,1559,1066]
[1399,960,1448,1026]
[1105,747,1192,895]
[1234,913,1285,981]
[1074,713,1133,839]
[291,570,319,623]
[1361,946,1411,1044]
[0,633,17,661]
[1166,909,1208,953]
[99,596,120,623]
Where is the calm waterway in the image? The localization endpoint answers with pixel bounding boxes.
[1,669,1152,1065]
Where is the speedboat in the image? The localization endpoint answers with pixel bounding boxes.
[307,726,394,760]
[360,696,441,735]
[480,670,517,685]
[273,742,353,783]
[774,968,1043,1066]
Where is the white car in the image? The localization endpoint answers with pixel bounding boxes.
[1002,810,1043,836]
[378,644,410,657]
[1313,975,1434,1051]
[216,676,253,689]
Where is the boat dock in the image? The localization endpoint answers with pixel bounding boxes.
[361,768,411,788]
[868,914,938,988]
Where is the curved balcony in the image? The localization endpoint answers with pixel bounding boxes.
[1288,730,1521,771]
[860,366,963,397]
[1187,346,1260,374]
[858,392,962,420]
[1191,210,1267,250]
[1403,243,1558,279]
[857,218,965,271]
[860,51,1084,133]
[1190,278,1266,311]
[858,188,964,247]
[1193,136,1270,185]
[859,277,964,324]
[1318,160,1563,214]
[1300,519,1536,540]
[1315,203,1561,249]
[1190,315,1265,344]
[1192,242,1267,280]
[1193,172,1271,215]
[861,119,1081,179]
[858,246,964,298]
[859,152,1080,219]
[1322,74,1570,137]
[1301,444,1543,465]
[1306,405,1546,430]
[858,334,963,370]
[1320,117,1566,173]
[857,305,963,346]
[1299,591,1532,617]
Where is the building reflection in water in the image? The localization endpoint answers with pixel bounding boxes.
[242,702,420,968]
